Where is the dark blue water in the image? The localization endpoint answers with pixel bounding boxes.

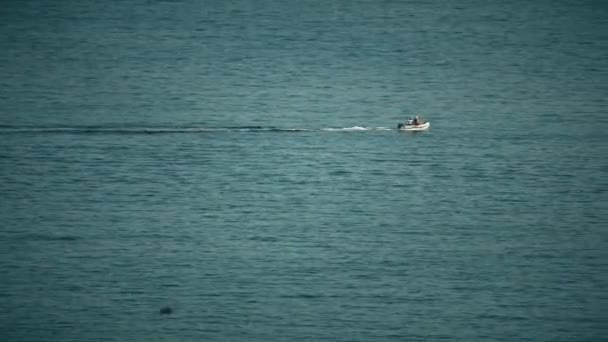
[1,1,607,341]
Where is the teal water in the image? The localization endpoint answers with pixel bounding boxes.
[1,1,607,341]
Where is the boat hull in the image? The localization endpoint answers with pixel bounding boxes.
[398,122,430,131]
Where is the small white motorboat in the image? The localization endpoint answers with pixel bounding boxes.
[398,121,430,131]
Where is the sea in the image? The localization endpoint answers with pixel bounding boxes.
[1,0,607,341]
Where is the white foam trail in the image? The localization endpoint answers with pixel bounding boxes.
[0,125,392,134]
[321,126,393,132]
[322,126,369,132]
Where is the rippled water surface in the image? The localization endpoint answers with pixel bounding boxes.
[1,0,607,341]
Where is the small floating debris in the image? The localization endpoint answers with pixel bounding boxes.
[159,306,173,315]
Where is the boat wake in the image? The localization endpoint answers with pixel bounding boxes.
[321,126,391,132]
[0,125,394,135]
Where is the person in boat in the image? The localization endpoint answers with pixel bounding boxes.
[413,115,423,125]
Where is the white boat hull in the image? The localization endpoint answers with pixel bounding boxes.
[398,122,430,131]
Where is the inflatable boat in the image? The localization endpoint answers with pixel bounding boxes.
[398,121,430,131]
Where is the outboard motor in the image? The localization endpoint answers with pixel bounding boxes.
[397,123,405,130]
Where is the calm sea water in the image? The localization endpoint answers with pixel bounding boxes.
[1,0,607,341]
